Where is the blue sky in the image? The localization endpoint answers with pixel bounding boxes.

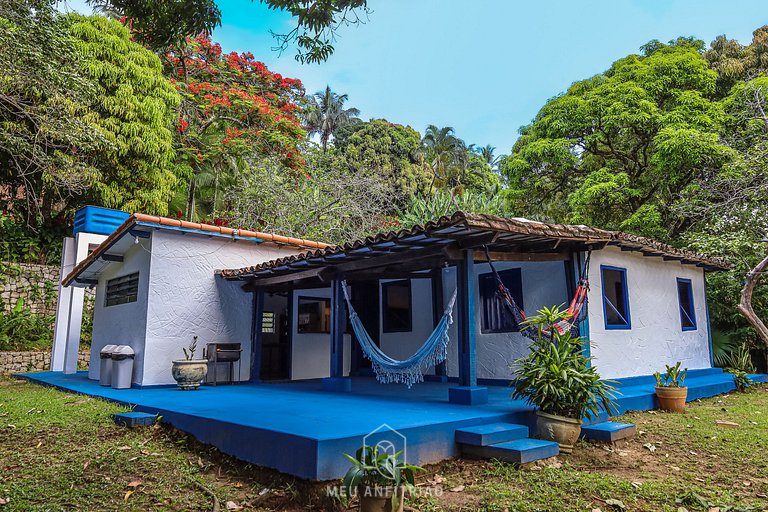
[64,0,766,154]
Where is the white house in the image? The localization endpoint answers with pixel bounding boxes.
[60,208,724,391]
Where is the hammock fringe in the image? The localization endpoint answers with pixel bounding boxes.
[342,280,457,388]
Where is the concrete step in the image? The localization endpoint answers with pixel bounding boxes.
[462,438,560,464]
[581,421,636,442]
[113,411,157,428]
[455,422,528,446]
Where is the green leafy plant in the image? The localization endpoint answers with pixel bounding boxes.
[182,335,198,360]
[0,298,54,352]
[342,445,422,510]
[654,362,688,388]
[724,344,755,391]
[511,305,616,420]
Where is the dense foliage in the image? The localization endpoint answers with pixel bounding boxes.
[502,31,768,352]
[511,306,616,420]
[163,35,305,220]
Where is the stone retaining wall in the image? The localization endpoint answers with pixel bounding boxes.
[0,351,89,375]
[1,262,60,315]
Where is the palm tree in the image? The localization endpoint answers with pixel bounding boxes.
[470,143,502,171]
[304,86,361,152]
[420,125,472,212]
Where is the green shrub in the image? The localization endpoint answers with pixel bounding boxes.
[0,298,54,351]
[511,305,616,420]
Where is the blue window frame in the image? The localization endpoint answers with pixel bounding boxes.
[600,265,631,329]
[677,278,697,331]
[479,268,523,333]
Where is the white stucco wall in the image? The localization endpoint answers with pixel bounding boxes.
[586,246,712,379]
[441,261,570,380]
[290,287,351,380]
[88,238,152,383]
[139,230,301,386]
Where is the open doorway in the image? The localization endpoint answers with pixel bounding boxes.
[260,292,291,381]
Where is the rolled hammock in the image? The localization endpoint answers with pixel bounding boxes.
[341,280,458,388]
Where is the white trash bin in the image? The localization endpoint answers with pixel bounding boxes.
[111,345,135,389]
[99,344,118,386]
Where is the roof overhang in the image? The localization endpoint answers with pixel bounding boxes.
[63,214,330,288]
[221,212,730,292]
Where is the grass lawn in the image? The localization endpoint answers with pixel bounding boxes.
[0,377,766,511]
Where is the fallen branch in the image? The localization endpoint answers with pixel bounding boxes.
[187,476,221,512]
[737,252,768,348]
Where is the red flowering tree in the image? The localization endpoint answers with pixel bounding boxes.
[162,35,306,220]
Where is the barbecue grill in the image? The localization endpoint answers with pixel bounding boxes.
[206,342,242,385]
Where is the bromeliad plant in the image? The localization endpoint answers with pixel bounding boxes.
[342,445,422,511]
[511,305,616,420]
[654,361,688,388]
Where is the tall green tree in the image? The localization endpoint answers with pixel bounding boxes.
[0,0,106,229]
[67,14,181,215]
[333,119,429,204]
[0,2,180,228]
[304,86,360,153]
[502,40,732,240]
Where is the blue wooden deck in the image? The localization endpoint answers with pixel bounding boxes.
[20,369,766,480]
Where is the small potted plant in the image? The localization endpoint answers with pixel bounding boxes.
[342,445,421,512]
[654,362,688,412]
[512,306,616,453]
[171,336,208,390]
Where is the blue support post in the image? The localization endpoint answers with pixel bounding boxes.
[449,249,487,405]
[703,275,714,367]
[323,280,351,392]
[250,288,264,383]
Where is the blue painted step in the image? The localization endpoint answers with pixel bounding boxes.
[581,421,636,442]
[455,423,528,446]
[113,411,157,428]
[461,438,560,464]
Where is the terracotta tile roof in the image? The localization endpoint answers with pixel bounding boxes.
[220,211,729,281]
[62,213,329,286]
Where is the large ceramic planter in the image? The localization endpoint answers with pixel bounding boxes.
[535,411,582,453]
[358,487,404,512]
[655,386,688,412]
[171,360,208,390]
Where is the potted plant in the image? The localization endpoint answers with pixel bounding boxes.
[171,336,208,390]
[511,306,616,453]
[654,362,688,412]
[342,445,422,512]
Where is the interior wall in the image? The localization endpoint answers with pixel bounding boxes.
[88,238,152,383]
[378,278,435,363]
[142,231,300,386]
[442,260,570,380]
[290,287,351,380]
[586,246,712,379]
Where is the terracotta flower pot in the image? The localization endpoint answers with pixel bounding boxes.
[172,360,208,390]
[358,486,404,512]
[655,386,688,412]
[535,411,582,453]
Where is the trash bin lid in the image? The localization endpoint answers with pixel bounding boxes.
[112,345,135,360]
[100,344,118,358]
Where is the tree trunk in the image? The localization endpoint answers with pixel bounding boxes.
[737,253,768,348]
[186,178,196,222]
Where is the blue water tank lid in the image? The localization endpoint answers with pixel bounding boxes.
[73,206,131,237]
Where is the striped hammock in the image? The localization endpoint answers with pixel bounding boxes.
[486,247,590,340]
[341,280,458,388]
